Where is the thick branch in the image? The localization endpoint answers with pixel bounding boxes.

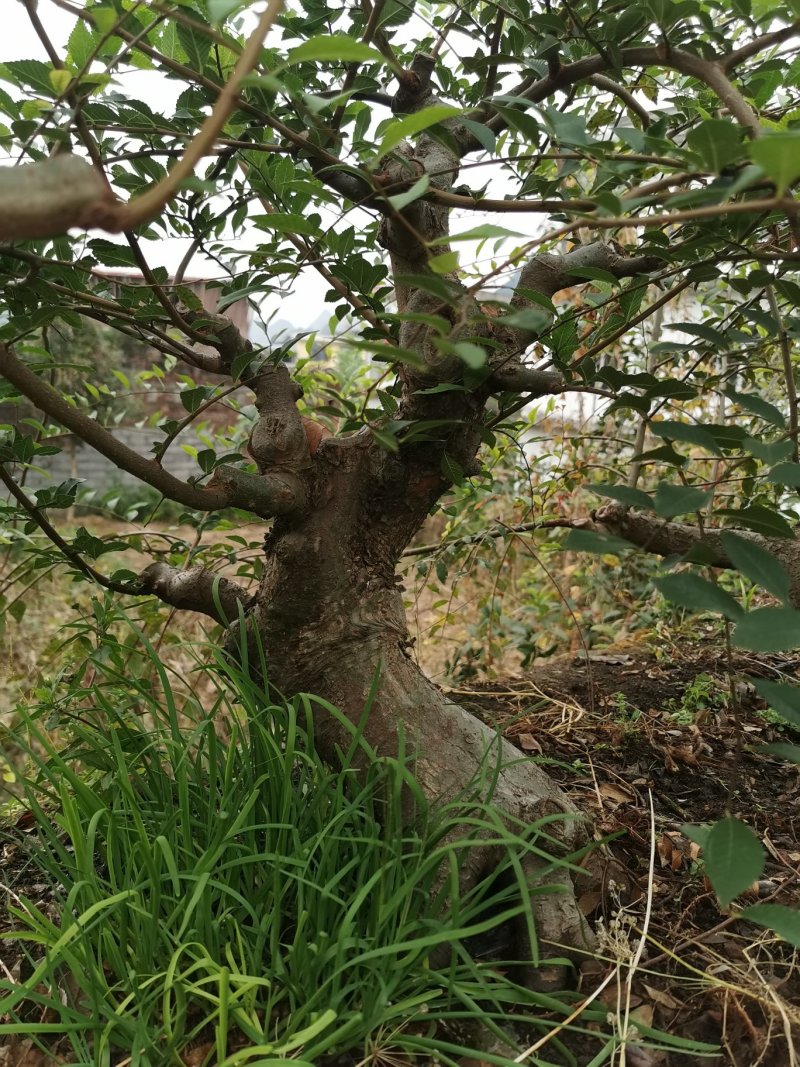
[489,366,565,395]
[138,562,249,625]
[0,344,232,510]
[0,345,300,517]
[483,44,771,146]
[513,242,662,304]
[246,364,309,475]
[593,503,800,608]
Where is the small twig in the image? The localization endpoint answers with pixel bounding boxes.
[0,464,141,595]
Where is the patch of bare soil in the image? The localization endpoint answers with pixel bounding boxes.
[453,642,800,1066]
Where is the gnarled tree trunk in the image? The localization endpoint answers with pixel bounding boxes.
[138,53,666,984]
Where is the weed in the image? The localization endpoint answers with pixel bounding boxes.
[666,673,729,725]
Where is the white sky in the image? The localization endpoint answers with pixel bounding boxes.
[0,3,582,343]
[1,2,340,335]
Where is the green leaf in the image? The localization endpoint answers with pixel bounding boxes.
[498,308,552,333]
[687,119,743,173]
[177,21,212,74]
[589,484,654,509]
[651,420,720,453]
[377,105,461,157]
[742,437,793,464]
[653,482,711,518]
[208,0,246,21]
[440,452,465,485]
[767,461,800,487]
[287,35,385,67]
[253,213,321,236]
[387,175,429,211]
[741,904,800,947]
[442,224,521,243]
[460,118,496,153]
[733,607,800,650]
[453,342,486,368]
[2,60,57,97]
[753,679,800,728]
[428,251,458,275]
[704,818,765,907]
[720,531,791,603]
[654,573,743,620]
[87,239,137,268]
[717,505,796,538]
[726,388,785,429]
[749,132,800,194]
[562,529,633,554]
[761,742,800,762]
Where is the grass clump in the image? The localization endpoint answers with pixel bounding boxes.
[0,628,602,1066]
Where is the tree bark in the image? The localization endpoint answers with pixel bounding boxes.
[215,428,596,981]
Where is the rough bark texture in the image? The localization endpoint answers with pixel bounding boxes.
[593,503,800,607]
[235,426,595,974]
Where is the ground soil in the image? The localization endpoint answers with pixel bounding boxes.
[1,640,798,1065]
[452,641,800,1066]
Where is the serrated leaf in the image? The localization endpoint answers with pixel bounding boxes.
[287,35,385,66]
[589,484,654,509]
[87,239,137,268]
[704,818,765,907]
[377,105,461,157]
[177,22,212,74]
[653,482,711,518]
[741,904,800,947]
[753,679,800,728]
[654,573,743,620]
[720,531,791,603]
[733,607,800,650]
[562,529,633,554]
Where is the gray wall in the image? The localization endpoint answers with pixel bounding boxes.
[18,427,217,498]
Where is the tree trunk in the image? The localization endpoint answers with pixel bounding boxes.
[234,428,595,982]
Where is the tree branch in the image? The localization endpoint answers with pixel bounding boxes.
[592,503,800,608]
[138,561,250,625]
[0,344,301,517]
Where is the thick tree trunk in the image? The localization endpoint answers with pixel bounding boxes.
[232,430,595,982]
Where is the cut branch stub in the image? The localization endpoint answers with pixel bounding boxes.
[247,364,309,474]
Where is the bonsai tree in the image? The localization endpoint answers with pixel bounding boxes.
[3,0,800,965]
